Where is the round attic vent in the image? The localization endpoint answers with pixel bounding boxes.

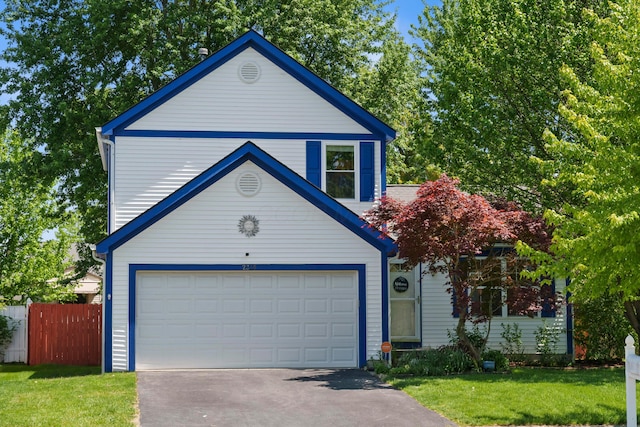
[236,171,262,197]
[238,61,261,84]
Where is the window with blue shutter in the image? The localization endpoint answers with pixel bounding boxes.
[306,140,376,200]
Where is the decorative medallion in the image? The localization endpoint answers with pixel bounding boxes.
[393,276,409,293]
[238,215,260,237]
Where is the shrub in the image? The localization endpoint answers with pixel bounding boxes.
[500,323,525,362]
[390,347,474,376]
[535,320,565,366]
[0,314,18,357]
[573,293,634,361]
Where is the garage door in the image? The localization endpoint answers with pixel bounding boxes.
[135,270,359,369]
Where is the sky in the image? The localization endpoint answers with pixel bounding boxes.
[385,0,440,40]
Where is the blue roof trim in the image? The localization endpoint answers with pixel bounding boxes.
[114,130,380,141]
[96,141,396,255]
[100,30,395,141]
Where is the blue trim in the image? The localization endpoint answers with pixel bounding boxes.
[566,281,573,355]
[452,290,460,318]
[381,144,387,195]
[541,279,557,318]
[96,142,396,256]
[359,141,375,202]
[418,262,423,345]
[111,130,381,141]
[306,140,322,187]
[104,252,113,373]
[100,30,395,142]
[381,253,390,343]
[127,263,368,370]
[106,141,112,235]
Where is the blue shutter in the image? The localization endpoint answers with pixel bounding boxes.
[360,141,375,202]
[306,141,321,188]
[452,290,460,318]
[541,280,557,318]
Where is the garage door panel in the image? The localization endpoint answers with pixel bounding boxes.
[194,322,219,338]
[194,299,218,313]
[278,323,301,338]
[248,275,274,289]
[278,299,301,313]
[250,324,274,338]
[305,275,329,289]
[277,275,302,289]
[136,271,358,369]
[222,299,246,313]
[222,275,246,289]
[250,299,274,313]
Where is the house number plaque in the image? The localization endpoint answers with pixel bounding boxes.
[393,276,409,293]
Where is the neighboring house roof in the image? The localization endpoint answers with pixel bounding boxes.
[65,268,101,294]
[96,141,396,256]
[96,30,395,169]
[386,184,421,203]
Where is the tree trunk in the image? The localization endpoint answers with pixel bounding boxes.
[456,315,482,367]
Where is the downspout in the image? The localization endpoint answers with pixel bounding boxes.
[90,244,107,374]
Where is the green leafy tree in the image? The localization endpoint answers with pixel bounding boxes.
[0,130,77,305]
[0,0,406,269]
[415,0,608,212]
[353,31,433,184]
[531,0,640,339]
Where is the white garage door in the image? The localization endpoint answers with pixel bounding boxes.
[135,270,359,369]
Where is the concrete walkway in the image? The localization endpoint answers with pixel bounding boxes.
[137,369,459,426]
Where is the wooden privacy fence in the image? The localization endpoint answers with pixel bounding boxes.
[28,303,102,366]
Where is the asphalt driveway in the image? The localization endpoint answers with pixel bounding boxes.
[137,369,458,427]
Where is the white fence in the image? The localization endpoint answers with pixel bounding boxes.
[0,304,29,363]
[626,335,640,427]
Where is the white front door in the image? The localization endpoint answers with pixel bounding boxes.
[390,262,420,342]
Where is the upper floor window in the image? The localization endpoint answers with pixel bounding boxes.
[325,145,355,199]
[306,140,375,202]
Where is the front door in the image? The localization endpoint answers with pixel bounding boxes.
[389,262,420,342]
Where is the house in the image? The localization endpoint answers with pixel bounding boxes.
[95,30,396,372]
[67,245,102,304]
[95,31,570,372]
[385,185,571,355]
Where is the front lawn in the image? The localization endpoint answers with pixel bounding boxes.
[390,367,633,426]
[0,364,137,427]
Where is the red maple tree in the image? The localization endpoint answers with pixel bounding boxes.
[365,175,554,364]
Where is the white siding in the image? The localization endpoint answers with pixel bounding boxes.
[420,270,568,354]
[109,161,384,371]
[126,48,369,134]
[113,137,380,229]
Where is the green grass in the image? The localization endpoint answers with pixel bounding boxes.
[390,367,633,426]
[0,364,137,427]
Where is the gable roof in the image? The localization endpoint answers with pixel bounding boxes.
[98,30,395,142]
[96,141,396,256]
